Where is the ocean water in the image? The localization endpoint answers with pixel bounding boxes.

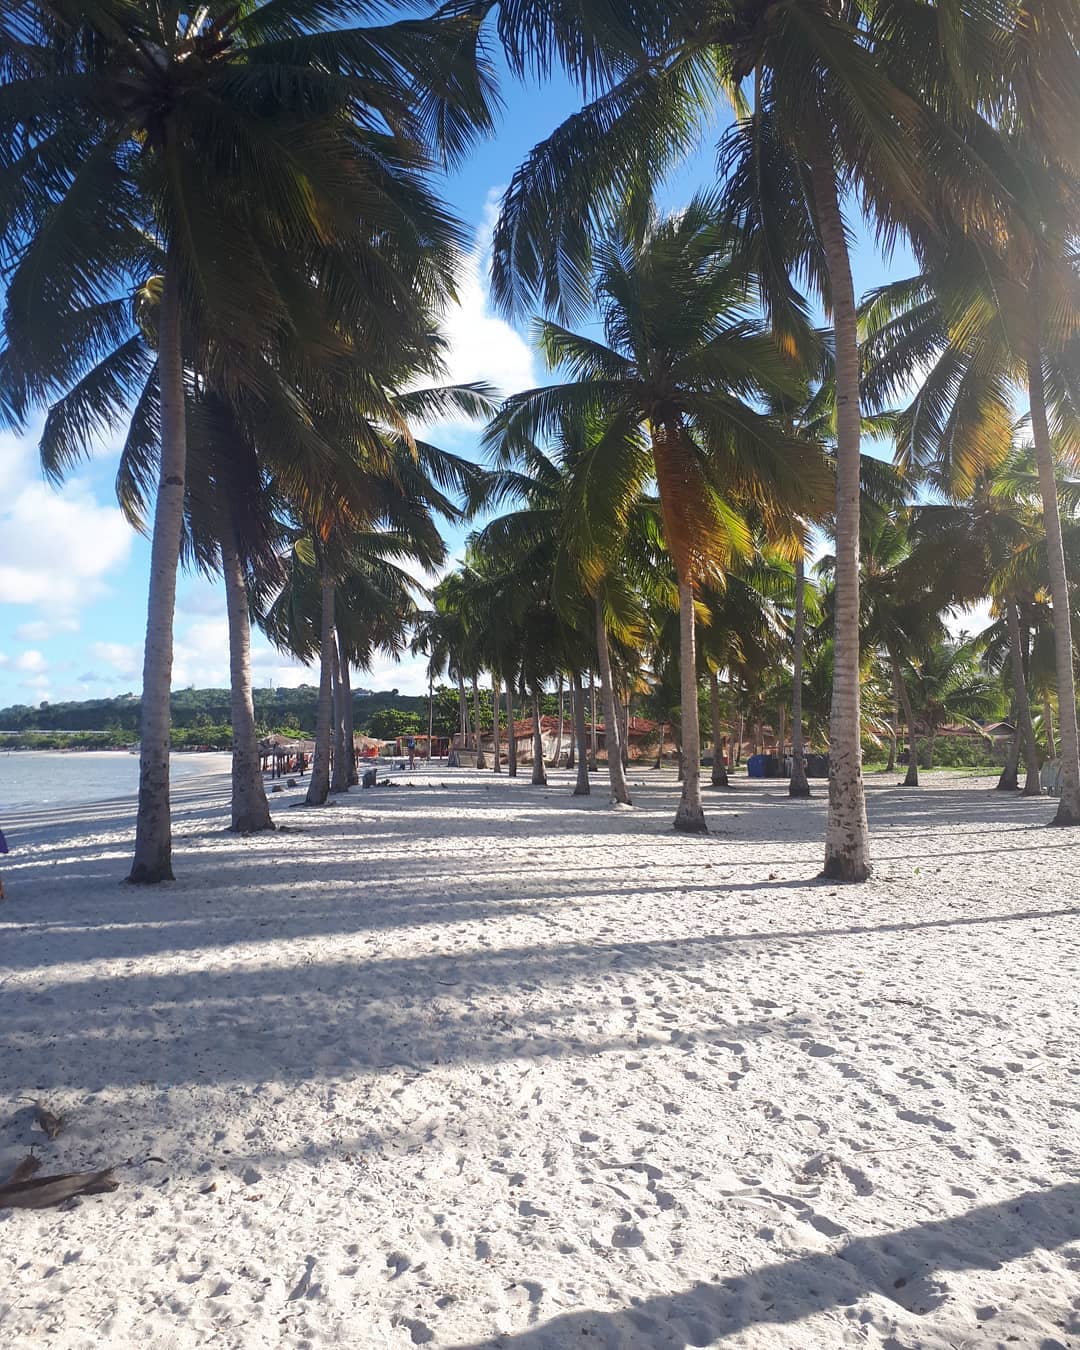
[0,751,233,812]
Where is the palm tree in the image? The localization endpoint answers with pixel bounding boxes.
[0,0,495,880]
[480,419,647,804]
[861,231,1080,822]
[260,529,427,801]
[492,198,827,831]
[902,640,999,769]
[485,0,1025,876]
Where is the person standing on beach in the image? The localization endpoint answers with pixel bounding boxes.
[0,825,8,900]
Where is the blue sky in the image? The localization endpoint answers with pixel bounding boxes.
[0,55,914,710]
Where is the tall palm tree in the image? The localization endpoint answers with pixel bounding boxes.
[485,0,1026,876]
[0,0,495,880]
[491,198,827,830]
[861,229,1080,822]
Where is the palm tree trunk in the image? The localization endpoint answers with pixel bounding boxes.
[340,636,357,784]
[674,580,707,832]
[735,712,744,766]
[997,718,1021,791]
[885,700,898,775]
[492,673,502,773]
[891,651,919,787]
[305,574,335,805]
[588,671,598,771]
[777,704,786,767]
[1005,596,1042,795]
[594,593,632,804]
[457,674,468,742]
[330,637,350,794]
[789,555,811,796]
[531,686,548,786]
[1027,333,1080,822]
[570,671,590,795]
[810,147,870,879]
[472,675,486,770]
[552,674,564,767]
[1044,696,1056,760]
[709,670,728,787]
[427,678,435,764]
[655,721,664,770]
[220,515,273,833]
[506,683,517,777]
[128,256,187,883]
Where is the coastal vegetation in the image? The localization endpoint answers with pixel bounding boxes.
[1,0,1078,879]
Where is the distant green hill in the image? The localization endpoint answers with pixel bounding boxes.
[0,685,434,748]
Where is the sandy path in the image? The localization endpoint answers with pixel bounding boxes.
[1,768,1078,1349]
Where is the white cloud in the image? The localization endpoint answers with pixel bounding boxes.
[428,188,537,426]
[15,649,48,673]
[89,641,141,678]
[0,432,133,611]
[177,580,225,617]
[14,616,79,642]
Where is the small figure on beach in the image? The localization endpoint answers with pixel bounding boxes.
[0,826,8,900]
[407,736,416,770]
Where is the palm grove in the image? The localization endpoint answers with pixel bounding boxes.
[2,1,1078,883]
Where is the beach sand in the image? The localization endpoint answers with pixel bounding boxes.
[1,766,1078,1348]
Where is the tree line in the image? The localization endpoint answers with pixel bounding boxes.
[2,0,1078,880]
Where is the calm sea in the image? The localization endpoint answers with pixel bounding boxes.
[0,751,233,812]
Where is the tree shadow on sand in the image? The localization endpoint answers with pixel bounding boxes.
[447,1182,1080,1348]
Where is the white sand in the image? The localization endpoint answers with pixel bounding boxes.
[1,767,1079,1349]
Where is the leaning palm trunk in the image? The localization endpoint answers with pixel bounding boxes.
[551,675,564,766]
[457,674,468,744]
[709,670,728,787]
[330,640,350,794]
[129,258,187,883]
[1044,697,1056,761]
[506,684,517,777]
[594,594,632,804]
[531,686,548,785]
[588,672,598,770]
[570,671,591,796]
[305,575,335,805]
[340,639,357,785]
[1005,597,1042,796]
[885,700,898,774]
[1027,335,1080,823]
[790,557,810,797]
[492,674,502,773]
[891,652,919,787]
[220,515,273,833]
[472,676,486,771]
[674,580,706,833]
[812,150,870,879]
